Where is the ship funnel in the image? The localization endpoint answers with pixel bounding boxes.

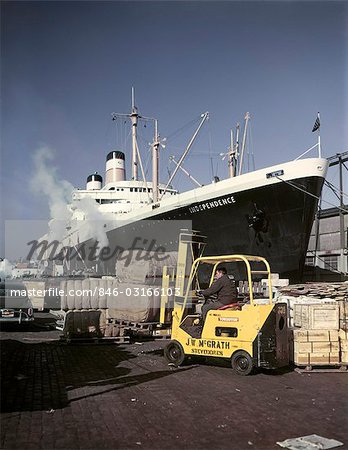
[105,150,125,184]
[86,172,102,190]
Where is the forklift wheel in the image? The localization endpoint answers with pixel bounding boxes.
[231,350,253,376]
[164,341,186,366]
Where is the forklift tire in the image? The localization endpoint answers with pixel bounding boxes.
[231,350,254,376]
[164,340,186,366]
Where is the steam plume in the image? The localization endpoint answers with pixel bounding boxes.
[30,147,74,241]
[0,259,14,280]
[31,147,111,249]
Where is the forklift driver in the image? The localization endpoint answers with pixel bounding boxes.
[198,267,238,322]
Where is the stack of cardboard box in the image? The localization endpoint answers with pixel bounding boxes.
[292,329,339,365]
[291,303,340,366]
[339,329,348,364]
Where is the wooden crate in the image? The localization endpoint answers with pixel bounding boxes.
[328,353,340,364]
[292,329,310,342]
[338,329,348,363]
[309,353,330,365]
[291,327,342,366]
[339,339,348,352]
[338,300,348,331]
[339,329,348,340]
[311,342,339,353]
[340,351,348,363]
[294,352,309,365]
[294,352,340,365]
[292,330,333,342]
[293,304,339,330]
[309,353,339,365]
[329,330,339,341]
[294,341,311,353]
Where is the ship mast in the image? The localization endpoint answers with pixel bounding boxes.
[111,87,140,181]
[224,123,239,177]
[130,87,139,180]
[239,112,250,175]
[235,122,240,173]
[112,88,159,191]
[152,120,160,203]
[228,128,240,178]
[228,129,234,178]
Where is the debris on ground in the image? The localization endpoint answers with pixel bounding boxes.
[14,374,27,381]
[277,434,343,450]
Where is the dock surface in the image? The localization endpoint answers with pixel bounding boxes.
[1,314,347,450]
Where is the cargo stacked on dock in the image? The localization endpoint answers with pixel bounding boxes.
[292,327,340,366]
[339,330,348,364]
[277,282,348,368]
[46,251,178,340]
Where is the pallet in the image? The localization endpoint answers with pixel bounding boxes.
[60,335,130,344]
[108,318,171,339]
[152,330,171,339]
[294,364,348,373]
[109,319,156,333]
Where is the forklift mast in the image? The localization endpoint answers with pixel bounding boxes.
[159,230,206,325]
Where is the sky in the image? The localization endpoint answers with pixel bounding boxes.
[1,0,347,256]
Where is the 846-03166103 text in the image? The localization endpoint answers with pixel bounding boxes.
[10,287,181,298]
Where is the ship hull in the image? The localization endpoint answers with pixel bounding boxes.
[68,173,324,283]
[168,175,323,281]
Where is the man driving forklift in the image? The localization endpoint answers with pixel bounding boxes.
[163,234,289,375]
[198,266,238,321]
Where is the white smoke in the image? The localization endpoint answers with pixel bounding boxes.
[0,259,14,280]
[31,147,74,242]
[75,197,112,249]
[31,147,111,249]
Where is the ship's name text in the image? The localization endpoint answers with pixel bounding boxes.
[188,196,236,214]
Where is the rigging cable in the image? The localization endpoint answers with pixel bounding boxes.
[162,114,207,189]
[207,116,214,180]
[248,119,256,172]
[104,117,114,150]
[136,127,152,178]
[324,180,348,199]
[275,176,348,213]
[165,115,202,141]
[276,177,347,275]
[306,249,343,274]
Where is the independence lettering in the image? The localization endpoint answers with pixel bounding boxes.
[188,196,236,214]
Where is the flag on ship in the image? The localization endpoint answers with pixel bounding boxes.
[312,113,320,132]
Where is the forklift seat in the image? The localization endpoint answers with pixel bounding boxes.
[218,303,241,311]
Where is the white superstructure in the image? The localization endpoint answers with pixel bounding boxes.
[72,179,178,218]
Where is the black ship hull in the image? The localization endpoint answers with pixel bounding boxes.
[186,175,323,281]
[154,175,322,282]
[65,174,323,283]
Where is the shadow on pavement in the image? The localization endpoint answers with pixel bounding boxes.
[0,314,57,333]
[1,338,187,414]
[67,366,193,404]
[258,365,294,376]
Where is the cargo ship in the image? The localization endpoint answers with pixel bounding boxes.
[39,92,328,282]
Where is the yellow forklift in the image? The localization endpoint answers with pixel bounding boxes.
[162,232,289,375]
